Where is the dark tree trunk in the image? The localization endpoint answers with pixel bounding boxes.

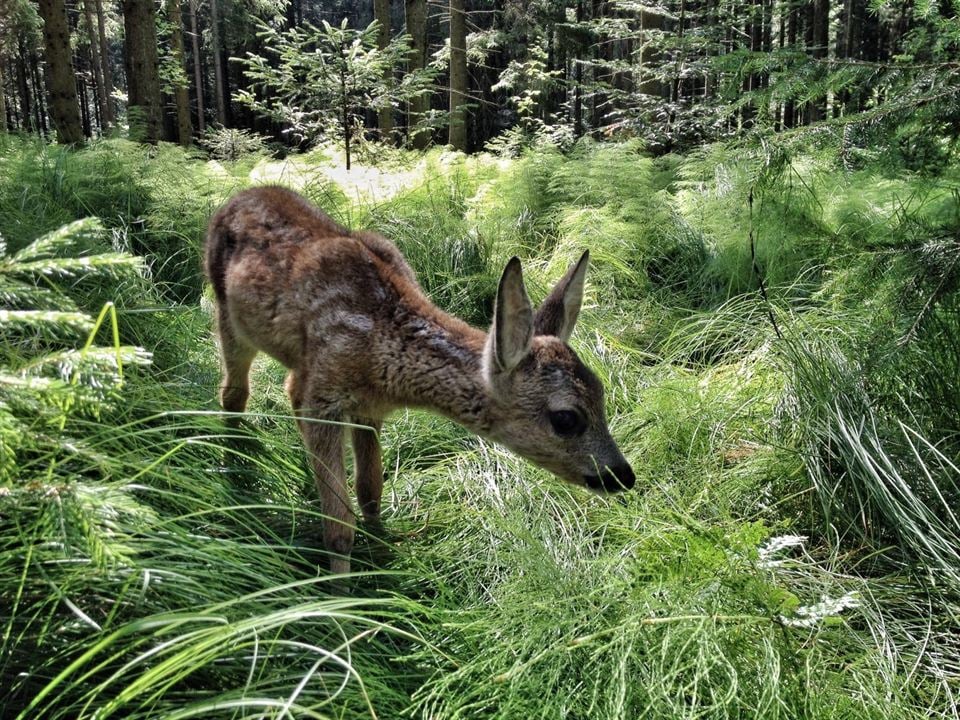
[209,0,227,125]
[782,0,797,128]
[165,0,193,145]
[16,40,34,132]
[573,0,584,137]
[591,0,608,134]
[448,0,467,150]
[742,0,761,126]
[188,0,205,133]
[374,0,393,139]
[37,0,84,144]
[285,0,301,28]
[0,60,7,132]
[806,0,829,123]
[77,67,92,137]
[404,0,429,148]
[82,0,109,131]
[30,49,49,135]
[122,0,164,143]
[94,0,115,125]
[5,58,18,129]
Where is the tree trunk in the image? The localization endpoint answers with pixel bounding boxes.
[37,0,84,145]
[122,0,164,142]
[209,0,227,126]
[16,39,34,132]
[188,0,205,133]
[448,0,467,151]
[782,0,797,128]
[590,0,608,134]
[340,58,351,170]
[374,0,393,140]
[405,0,429,148]
[165,0,193,145]
[77,67,92,137]
[30,49,49,135]
[573,0,584,137]
[94,0,115,125]
[637,5,662,96]
[807,0,828,123]
[0,62,7,132]
[82,0,109,132]
[6,58,20,129]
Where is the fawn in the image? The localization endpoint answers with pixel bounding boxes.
[205,186,635,574]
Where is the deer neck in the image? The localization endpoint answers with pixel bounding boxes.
[384,301,495,434]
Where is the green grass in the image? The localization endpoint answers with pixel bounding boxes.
[2,134,959,718]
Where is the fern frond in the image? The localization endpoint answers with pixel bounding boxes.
[0,277,79,311]
[9,253,144,281]
[0,309,94,334]
[20,346,153,387]
[11,218,106,263]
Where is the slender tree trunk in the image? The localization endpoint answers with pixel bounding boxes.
[741,0,759,126]
[448,0,467,150]
[405,0,429,148]
[340,57,351,170]
[16,39,33,132]
[285,0,300,28]
[82,0,109,131]
[89,51,102,130]
[573,0,583,137]
[806,0,828,123]
[783,0,797,128]
[374,0,393,140]
[30,49,49,135]
[6,58,20,129]
[590,0,608,134]
[94,0,115,125]
[0,62,6,132]
[77,68,92,137]
[188,0,205,133]
[37,0,84,145]
[209,0,227,125]
[165,0,193,145]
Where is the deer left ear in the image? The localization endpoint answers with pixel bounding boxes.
[534,250,589,342]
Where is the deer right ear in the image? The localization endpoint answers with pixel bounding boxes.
[486,256,533,377]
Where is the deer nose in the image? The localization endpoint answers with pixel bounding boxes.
[584,464,635,492]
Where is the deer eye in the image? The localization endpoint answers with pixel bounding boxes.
[549,409,585,438]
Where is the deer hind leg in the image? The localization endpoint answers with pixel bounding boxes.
[216,306,257,419]
[285,370,305,430]
[351,418,384,526]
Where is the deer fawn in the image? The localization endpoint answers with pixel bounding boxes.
[205,186,635,574]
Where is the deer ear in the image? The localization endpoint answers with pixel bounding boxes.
[534,250,589,342]
[486,256,534,375]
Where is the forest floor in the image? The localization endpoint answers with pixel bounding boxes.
[2,135,959,719]
[244,144,506,203]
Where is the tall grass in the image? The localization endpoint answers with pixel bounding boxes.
[2,135,959,718]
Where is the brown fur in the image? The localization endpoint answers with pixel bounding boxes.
[205,186,633,574]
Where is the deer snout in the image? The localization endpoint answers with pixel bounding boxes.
[584,463,635,492]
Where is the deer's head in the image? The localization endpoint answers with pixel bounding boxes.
[483,252,635,493]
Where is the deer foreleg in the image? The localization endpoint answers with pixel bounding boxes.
[297,393,354,575]
[352,418,384,526]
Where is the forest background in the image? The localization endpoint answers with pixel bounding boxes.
[2,0,960,718]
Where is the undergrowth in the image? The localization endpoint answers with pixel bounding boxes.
[1,132,959,718]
